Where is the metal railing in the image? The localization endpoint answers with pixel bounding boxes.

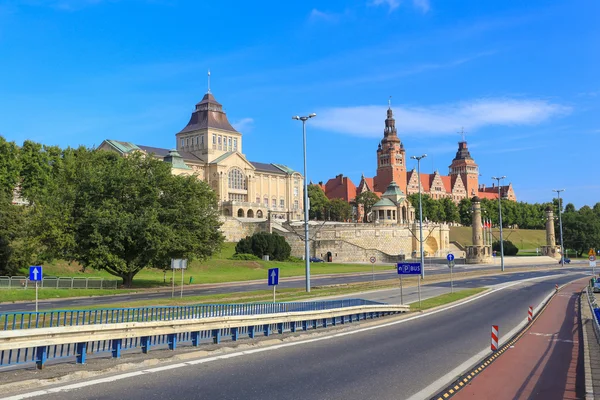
[0,276,119,290]
[0,299,383,331]
[585,287,600,343]
[0,300,406,369]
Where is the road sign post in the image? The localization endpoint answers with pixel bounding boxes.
[268,268,279,303]
[590,255,597,276]
[397,262,422,308]
[447,254,455,294]
[370,256,376,282]
[170,259,188,298]
[29,266,42,312]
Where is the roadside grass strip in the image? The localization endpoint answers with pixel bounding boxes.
[409,289,486,312]
[429,283,562,400]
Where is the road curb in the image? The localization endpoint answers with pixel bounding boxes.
[429,279,578,400]
[580,288,596,399]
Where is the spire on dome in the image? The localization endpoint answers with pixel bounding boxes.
[207,70,211,94]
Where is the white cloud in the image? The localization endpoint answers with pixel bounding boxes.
[370,0,400,12]
[413,0,430,13]
[309,8,339,23]
[232,117,254,132]
[312,99,571,138]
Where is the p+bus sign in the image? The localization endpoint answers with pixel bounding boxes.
[397,263,422,275]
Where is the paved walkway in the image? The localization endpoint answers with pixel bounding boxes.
[453,279,586,400]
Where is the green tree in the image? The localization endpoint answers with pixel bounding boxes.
[492,240,519,256]
[236,232,290,261]
[36,150,223,286]
[458,197,472,226]
[307,184,330,220]
[0,192,36,275]
[441,197,460,223]
[0,136,20,198]
[355,191,380,222]
[329,198,353,222]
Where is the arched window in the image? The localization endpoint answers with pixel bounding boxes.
[228,168,246,190]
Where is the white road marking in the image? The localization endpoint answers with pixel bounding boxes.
[529,332,577,343]
[0,273,577,400]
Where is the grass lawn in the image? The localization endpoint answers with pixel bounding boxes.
[450,227,546,252]
[19,242,397,289]
[0,288,137,303]
[409,288,486,311]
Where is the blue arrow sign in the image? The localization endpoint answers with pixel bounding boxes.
[29,266,42,281]
[397,263,421,275]
[268,268,279,286]
[447,253,455,261]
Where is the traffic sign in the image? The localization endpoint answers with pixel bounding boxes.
[447,254,455,262]
[590,249,596,257]
[397,263,422,275]
[29,266,42,281]
[171,259,188,269]
[268,268,279,286]
[370,256,376,263]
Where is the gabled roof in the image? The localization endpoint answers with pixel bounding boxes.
[477,191,498,200]
[324,175,357,202]
[250,161,291,175]
[440,176,452,193]
[101,140,203,163]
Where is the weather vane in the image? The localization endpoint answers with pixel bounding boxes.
[458,127,466,142]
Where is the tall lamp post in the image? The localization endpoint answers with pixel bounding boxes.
[492,176,506,272]
[293,113,316,292]
[411,154,427,279]
[553,189,565,267]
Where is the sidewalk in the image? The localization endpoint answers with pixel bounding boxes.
[452,279,586,400]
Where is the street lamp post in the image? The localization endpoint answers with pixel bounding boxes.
[553,189,565,267]
[293,113,316,292]
[410,154,427,279]
[492,176,506,272]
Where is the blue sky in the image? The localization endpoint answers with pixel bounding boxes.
[1,0,598,207]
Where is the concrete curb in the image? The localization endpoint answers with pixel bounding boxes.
[580,288,596,399]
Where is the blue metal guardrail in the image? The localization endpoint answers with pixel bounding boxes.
[0,299,393,369]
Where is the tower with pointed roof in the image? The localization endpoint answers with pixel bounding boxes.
[373,104,407,193]
[176,91,242,163]
[448,140,479,197]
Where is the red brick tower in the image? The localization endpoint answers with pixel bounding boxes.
[448,141,479,197]
[374,105,407,193]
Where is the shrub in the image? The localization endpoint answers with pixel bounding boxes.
[287,256,303,263]
[492,240,519,256]
[234,232,291,261]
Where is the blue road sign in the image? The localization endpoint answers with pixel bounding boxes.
[397,263,422,275]
[268,268,279,286]
[29,266,42,281]
[447,253,455,261]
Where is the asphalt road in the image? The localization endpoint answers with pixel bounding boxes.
[5,270,588,400]
[0,262,579,312]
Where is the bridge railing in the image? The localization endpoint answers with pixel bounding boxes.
[585,287,600,343]
[0,300,407,370]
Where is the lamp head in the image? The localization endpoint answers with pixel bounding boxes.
[410,156,416,160]
[422,154,427,159]
[309,113,316,118]
[292,116,300,120]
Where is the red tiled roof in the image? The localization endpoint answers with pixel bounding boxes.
[364,177,374,190]
[420,173,431,192]
[324,175,357,202]
[440,176,452,193]
[478,191,498,200]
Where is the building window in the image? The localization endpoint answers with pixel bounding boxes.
[218,136,222,150]
[294,200,299,210]
[228,168,246,190]
[228,137,232,151]
[180,139,184,147]
[294,187,298,197]
[233,138,238,151]
[186,138,189,146]
[280,199,284,208]
[263,197,268,206]
[212,134,216,149]
[272,198,277,208]
[256,196,260,204]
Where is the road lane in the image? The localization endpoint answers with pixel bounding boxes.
[0,264,583,312]
[6,272,586,400]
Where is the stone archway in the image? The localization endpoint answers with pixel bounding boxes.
[425,236,439,256]
[237,209,245,218]
[247,209,254,218]
[223,208,231,217]
[256,210,263,218]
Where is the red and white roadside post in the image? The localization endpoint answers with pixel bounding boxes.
[491,325,499,351]
[528,306,533,323]
[555,283,559,292]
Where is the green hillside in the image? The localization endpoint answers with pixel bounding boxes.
[449,227,546,251]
